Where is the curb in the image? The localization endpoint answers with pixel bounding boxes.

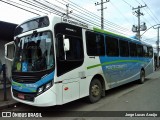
[0,101,19,111]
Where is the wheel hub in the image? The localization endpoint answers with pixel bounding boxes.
[91,84,100,97]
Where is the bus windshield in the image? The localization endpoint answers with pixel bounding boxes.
[13,31,54,72]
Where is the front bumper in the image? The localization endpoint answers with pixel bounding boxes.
[11,87,57,107]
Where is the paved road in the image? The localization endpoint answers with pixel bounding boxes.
[1,73,160,120]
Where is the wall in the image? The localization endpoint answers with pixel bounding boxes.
[0,40,14,81]
[0,40,6,64]
[0,21,17,81]
[0,40,7,81]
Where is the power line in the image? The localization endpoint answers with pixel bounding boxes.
[121,0,138,26]
[134,0,159,25]
[141,0,146,4]
[143,8,158,24]
[95,0,109,29]
[144,36,157,41]
[1,0,133,36]
[34,0,64,16]
[141,15,152,27]
[142,0,160,23]
[110,1,131,24]
[121,0,133,8]
[54,0,132,35]
[49,0,132,35]
[8,0,48,15]
[137,0,160,24]
[19,0,64,16]
[134,0,142,5]
[146,6,160,23]
[65,0,131,32]
[132,4,147,40]
[0,0,40,15]
[61,0,130,32]
[19,0,52,14]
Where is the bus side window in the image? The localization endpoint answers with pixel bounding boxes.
[129,42,137,57]
[106,36,119,56]
[65,36,83,60]
[148,47,153,58]
[86,31,105,56]
[119,40,129,57]
[137,44,143,57]
[143,46,148,57]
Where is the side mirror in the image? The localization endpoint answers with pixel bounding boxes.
[63,35,70,60]
[63,35,70,52]
[5,41,15,61]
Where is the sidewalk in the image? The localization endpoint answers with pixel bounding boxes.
[146,69,160,80]
[0,69,160,110]
[0,84,18,110]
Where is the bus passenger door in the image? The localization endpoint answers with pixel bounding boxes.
[55,25,84,104]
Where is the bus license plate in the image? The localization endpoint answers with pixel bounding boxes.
[18,93,25,99]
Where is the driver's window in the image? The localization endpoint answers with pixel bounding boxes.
[57,34,83,60]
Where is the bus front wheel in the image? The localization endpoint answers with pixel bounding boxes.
[138,70,145,84]
[87,78,102,103]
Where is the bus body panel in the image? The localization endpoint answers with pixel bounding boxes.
[62,81,79,104]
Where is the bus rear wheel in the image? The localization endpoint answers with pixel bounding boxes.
[138,70,145,84]
[87,78,102,103]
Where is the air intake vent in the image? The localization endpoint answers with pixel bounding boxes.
[12,75,41,83]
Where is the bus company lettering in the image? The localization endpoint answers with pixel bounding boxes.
[62,18,88,28]
[106,64,127,70]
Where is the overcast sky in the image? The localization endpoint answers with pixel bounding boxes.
[0,0,160,48]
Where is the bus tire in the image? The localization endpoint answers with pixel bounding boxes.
[138,70,145,84]
[87,78,102,103]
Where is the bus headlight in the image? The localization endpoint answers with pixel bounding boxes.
[37,81,53,95]
[46,82,52,89]
[38,86,44,94]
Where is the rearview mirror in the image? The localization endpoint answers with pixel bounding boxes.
[5,41,15,61]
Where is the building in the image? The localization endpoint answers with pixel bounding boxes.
[0,21,17,80]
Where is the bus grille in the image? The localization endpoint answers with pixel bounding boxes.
[12,75,41,83]
[13,89,36,102]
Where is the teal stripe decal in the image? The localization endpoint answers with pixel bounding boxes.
[87,60,147,69]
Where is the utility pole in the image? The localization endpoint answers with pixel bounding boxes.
[66,4,72,19]
[132,5,147,40]
[153,26,160,68]
[95,0,110,30]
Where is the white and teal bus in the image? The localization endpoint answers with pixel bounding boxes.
[5,14,154,106]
